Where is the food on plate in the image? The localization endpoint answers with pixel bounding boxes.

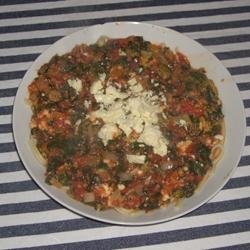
[28,36,224,212]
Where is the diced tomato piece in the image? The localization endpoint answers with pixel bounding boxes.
[110,198,121,207]
[145,183,161,196]
[73,155,98,168]
[72,45,93,64]
[81,54,92,64]
[168,99,178,111]
[58,100,71,109]
[116,38,129,47]
[97,170,111,182]
[109,65,126,85]
[185,173,196,183]
[94,186,105,198]
[110,49,120,61]
[122,193,143,209]
[47,147,61,160]
[71,181,85,201]
[56,164,67,174]
[176,82,184,95]
[148,153,163,164]
[176,52,190,65]
[180,100,204,117]
[47,64,65,86]
[185,143,196,155]
[168,122,187,140]
[52,112,72,132]
[94,185,111,199]
[162,170,183,195]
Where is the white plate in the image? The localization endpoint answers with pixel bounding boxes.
[13,22,246,225]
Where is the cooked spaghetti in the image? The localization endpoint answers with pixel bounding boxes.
[28,36,224,212]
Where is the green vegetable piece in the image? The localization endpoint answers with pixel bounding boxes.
[47,156,63,172]
[59,173,69,186]
[98,162,109,169]
[158,63,171,79]
[62,61,76,72]
[188,160,205,176]
[197,143,211,163]
[183,183,196,197]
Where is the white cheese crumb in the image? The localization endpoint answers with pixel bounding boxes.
[84,100,90,109]
[75,119,81,127]
[130,83,143,93]
[103,85,129,105]
[179,119,187,126]
[128,77,137,86]
[127,154,146,164]
[99,73,106,82]
[138,67,143,73]
[67,78,82,94]
[91,78,169,155]
[91,75,128,105]
[177,119,188,130]
[100,184,112,197]
[98,123,120,146]
[117,184,125,190]
[162,113,167,120]
[74,119,81,134]
[119,49,126,56]
[90,77,104,95]
[138,124,168,156]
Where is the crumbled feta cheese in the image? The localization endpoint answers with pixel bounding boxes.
[119,49,126,56]
[128,77,137,86]
[84,100,90,109]
[75,119,81,126]
[127,154,146,164]
[177,119,188,130]
[117,184,125,190]
[179,119,186,126]
[90,77,104,95]
[74,119,81,134]
[138,124,168,156]
[91,78,169,155]
[138,67,143,73]
[91,75,128,105]
[98,123,120,146]
[103,85,129,105]
[99,73,106,82]
[67,78,82,94]
[162,112,167,120]
[130,83,143,93]
[160,95,167,105]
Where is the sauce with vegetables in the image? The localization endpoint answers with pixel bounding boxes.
[28,36,224,212]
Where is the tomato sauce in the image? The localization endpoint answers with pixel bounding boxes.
[29,36,224,212]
